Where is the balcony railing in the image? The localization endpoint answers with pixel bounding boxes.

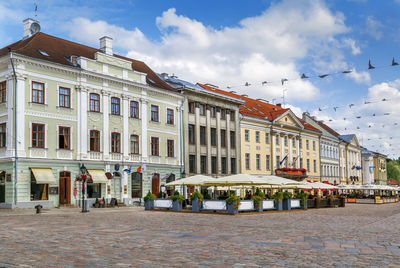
[110,153,122,161]
[89,151,102,160]
[130,154,141,162]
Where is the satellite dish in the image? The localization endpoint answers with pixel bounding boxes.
[30,22,41,34]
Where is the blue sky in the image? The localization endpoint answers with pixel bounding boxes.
[1,0,400,158]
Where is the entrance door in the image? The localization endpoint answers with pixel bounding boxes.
[59,171,71,205]
[0,172,5,203]
[152,173,160,197]
[113,172,121,201]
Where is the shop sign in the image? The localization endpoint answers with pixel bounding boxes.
[107,185,111,193]
[49,187,59,195]
[6,174,11,182]
[124,185,127,194]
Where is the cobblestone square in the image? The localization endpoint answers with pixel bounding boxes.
[1,204,400,267]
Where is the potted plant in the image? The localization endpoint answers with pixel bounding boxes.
[314,196,321,209]
[282,191,293,210]
[94,198,100,208]
[144,191,156,210]
[298,191,309,210]
[226,195,241,214]
[191,190,203,212]
[171,192,185,211]
[252,195,263,212]
[100,197,105,208]
[274,192,284,211]
[328,196,334,208]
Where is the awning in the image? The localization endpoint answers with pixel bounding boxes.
[88,170,108,183]
[31,168,57,184]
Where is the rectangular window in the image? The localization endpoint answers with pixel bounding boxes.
[32,123,45,148]
[111,132,121,153]
[221,157,227,174]
[313,141,316,151]
[230,110,235,121]
[151,105,159,122]
[131,172,142,198]
[220,129,226,147]
[299,139,302,149]
[313,159,317,172]
[266,155,270,170]
[199,104,206,116]
[31,173,48,201]
[167,139,174,157]
[256,154,261,170]
[200,126,206,145]
[200,156,207,174]
[245,153,250,170]
[188,102,195,114]
[151,137,159,156]
[189,155,196,173]
[245,130,250,142]
[306,140,309,150]
[284,136,288,146]
[230,131,235,148]
[167,109,174,125]
[0,81,6,103]
[210,106,216,118]
[276,135,280,145]
[220,109,226,119]
[211,128,216,146]
[90,93,100,112]
[130,101,139,118]
[276,156,280,168]
[230,158,236,174]
[292,138,296,147]
[32,81,44,104]
[111,97,120,115]
[90,130,100,152]
[211,156,217,174]
[59,87,70,108]
[58,126,70,150]
[300,158,303,169]
[265,133,269,144]
[255,131,260,143]
[0,123,5,148]
[130,135,139,154]
[307,159,310,172]
[188,124,195,144]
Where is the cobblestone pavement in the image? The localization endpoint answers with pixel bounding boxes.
[1,203,400,267]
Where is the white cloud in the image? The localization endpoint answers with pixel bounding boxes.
[342,38,361,55]
[66,0,351,102]
[366,16,384,40]
[346,68,371,84]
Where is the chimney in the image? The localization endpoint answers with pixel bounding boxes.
[257,98,269,104]
[276,103,282,107]
[312,116,317,120]
[241,94,248,97]
[23,18,40,39]
[161,73,169,78]
[100,36,113,55]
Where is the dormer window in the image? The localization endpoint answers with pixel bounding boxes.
[65,55,79,67]
[38,49,50,57]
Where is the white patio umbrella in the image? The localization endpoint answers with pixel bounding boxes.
[202,174,282,186]
[307,182,338,189]
[165,174,215,186]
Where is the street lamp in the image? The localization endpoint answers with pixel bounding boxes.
[76,164,92,213]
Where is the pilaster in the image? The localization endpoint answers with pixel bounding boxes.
[140,97,148,162]
[102,90,110,159]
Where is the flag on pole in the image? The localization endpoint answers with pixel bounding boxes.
[292,155,300,167]
[136,164,146,173]
[279,155,288,166]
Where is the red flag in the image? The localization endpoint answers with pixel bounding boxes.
[136,165,142,173]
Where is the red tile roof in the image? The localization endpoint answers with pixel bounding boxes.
[387,179,400,186]
[0,32,175,92]
[198,83,321,133]
[317,121,340,137]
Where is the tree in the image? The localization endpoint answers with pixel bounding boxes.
[387,160,400,181]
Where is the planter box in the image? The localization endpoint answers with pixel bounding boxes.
[144,200,154,210]
[307,199,315,208]
[315,199,320,209]
[172,200,182,211]
[339,197,346,207]
[290,199,301,209]
[275,200,283,211]
[254,201,263,212]
[300,199,308,210]
[202,200,227,211]
[192,198,201,212]
[262,199,275,210]
[238,200,254,211]
[227,203,238,214]
[283,199,291,210]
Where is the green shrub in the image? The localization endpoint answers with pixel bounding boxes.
[174,191,180,196]
[283,191,293,199]
[157,192,162,198]
[144,191,156,202]
[203,192,212,200]
[226,195,241,209]
[255,188,266,199]
[274,192,284,201]
[190,190,204,201]
[171,193,185,204]
[252,195,263,209]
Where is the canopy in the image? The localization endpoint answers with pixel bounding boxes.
[165,175,213,186]
[258,175,307,186]
[88,170,108,183]
[31,168,56,184]
[202,174,282,186]
[307,182,338,189]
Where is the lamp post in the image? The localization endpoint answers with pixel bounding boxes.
[76,164,92,213]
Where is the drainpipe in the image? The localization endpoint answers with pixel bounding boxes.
[179,89,186,179]
[9,50,18,206]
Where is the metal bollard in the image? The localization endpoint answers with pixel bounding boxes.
[35,204,43,214]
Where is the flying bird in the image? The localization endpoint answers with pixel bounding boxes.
[368,60,375,69]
